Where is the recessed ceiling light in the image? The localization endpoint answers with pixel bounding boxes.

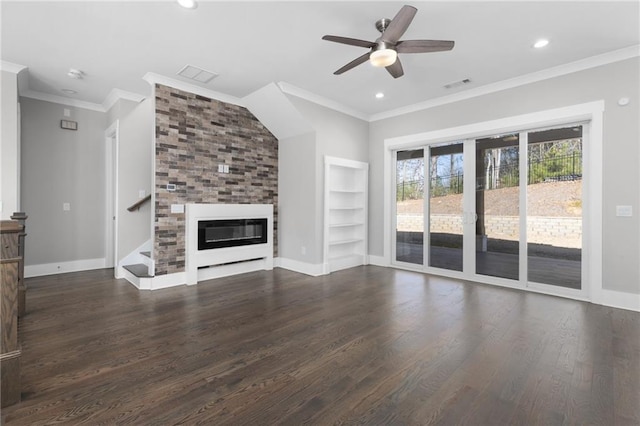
[61,89,77,95]
[533,39,549,49]
[375,92,385,99]
[67,69,84,79]
[177,0,197,9]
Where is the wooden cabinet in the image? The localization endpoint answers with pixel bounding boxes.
[11,212,27,317]
[1,220,22,407]
[324,156,369,273]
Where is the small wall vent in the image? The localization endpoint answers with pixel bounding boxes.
[177,64,218,84]
[444,78,471,89]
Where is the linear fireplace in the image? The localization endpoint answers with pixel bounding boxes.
[198,218,267,250]
[186,204,274,285]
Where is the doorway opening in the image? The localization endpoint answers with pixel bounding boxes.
[105,121,119,274]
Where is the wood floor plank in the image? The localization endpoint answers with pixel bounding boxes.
[2,266,639,425]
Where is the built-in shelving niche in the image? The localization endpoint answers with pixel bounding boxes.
[323,156,369,273]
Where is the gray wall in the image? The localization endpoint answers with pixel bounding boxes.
[278,132,318,263]
[284,96,369,265]
[1,70,20,218]
[368,58,640,294]
[108,98,153,263]
[20,97,107,266]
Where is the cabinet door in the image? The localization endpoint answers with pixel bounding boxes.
[1,233,19,259]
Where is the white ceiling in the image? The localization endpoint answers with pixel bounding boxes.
[2,1,639,118]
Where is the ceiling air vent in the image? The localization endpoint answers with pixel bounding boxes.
[176,64,218,84]
[444,78,471,89]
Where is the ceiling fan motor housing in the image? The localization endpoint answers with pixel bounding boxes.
[375,18,392,33]
[374,40,394,52]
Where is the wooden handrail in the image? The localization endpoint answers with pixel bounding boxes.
[127,195,151,212]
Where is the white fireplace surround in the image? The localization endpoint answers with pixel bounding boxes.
[185,204,274,285]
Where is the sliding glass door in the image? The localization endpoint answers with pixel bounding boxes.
[395,149,424,265]
[392,124,584,294]
[475,134,520,281]
[428,142,464,272]
[526,126,583,289]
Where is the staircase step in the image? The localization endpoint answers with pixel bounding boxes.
[140,251,151,258]
[123,264,152,278]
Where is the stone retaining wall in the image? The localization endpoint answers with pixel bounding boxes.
[397,214,581,244]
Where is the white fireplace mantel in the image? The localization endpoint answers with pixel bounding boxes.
[185,204,274,285]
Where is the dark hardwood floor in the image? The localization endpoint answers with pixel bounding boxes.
[2,266,639,425]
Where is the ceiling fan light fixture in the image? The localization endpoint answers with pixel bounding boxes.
[370,49,397,68]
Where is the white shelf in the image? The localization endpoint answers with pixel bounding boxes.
[329,206,363,210]
[330,189,364,193]
[329,222,364,228]
[324,156,368,274]
[328,254,367,272]
[329,238,362,246]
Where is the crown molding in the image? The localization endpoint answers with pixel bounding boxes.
[143,72,244,107]
[277,81,370,122]
[371,44,640,122]
[103,88,146,112]
[20,89,106,112]
[20,87,147,113]
[0,61,27,74]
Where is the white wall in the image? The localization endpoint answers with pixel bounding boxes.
[20,97,107,268]
[1,70,20,218]
[112,98,153,262]
[107,97,138,127]
[368,58,640,294]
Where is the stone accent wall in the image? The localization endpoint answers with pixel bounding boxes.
[154,84,278,276]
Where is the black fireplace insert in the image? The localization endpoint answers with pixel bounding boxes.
[198,218,267,250]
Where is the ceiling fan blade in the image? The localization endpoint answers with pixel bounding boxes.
[322,35,376,49]
[334,52,371,75]
[386,57,404,79]
[396,40,455,54]
[381,5,417,44]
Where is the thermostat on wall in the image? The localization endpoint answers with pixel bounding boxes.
[60,119,78,130]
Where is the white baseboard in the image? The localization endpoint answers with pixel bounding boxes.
[197,259,269,283]
[368,255,389,267]
[119,266,141,289]
[150,272,186,290]
[275,257,326,276]
[599,288,640,312]
[25,258,107,278]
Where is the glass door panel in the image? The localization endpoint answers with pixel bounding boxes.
[428,142,464,271]
[395,149,424,265]
[475,134,520,280]
[527,126,582,289]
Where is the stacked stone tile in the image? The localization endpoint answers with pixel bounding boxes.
[154,84,278,276]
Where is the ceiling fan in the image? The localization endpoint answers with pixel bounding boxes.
[322,4,454,78]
